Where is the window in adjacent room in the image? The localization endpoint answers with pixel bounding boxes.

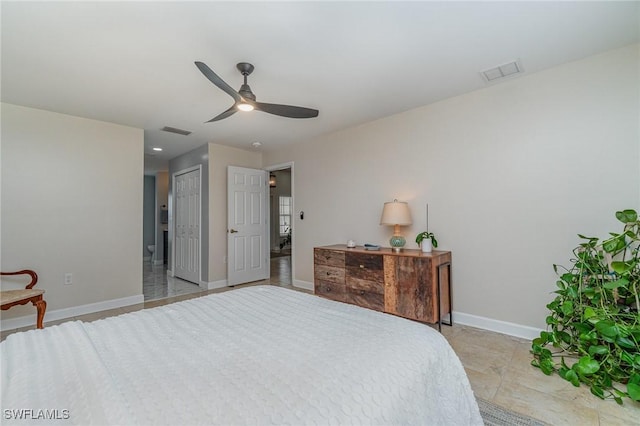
[279,196,292,236]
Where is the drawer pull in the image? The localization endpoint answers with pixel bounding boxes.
[359,290,365,296]
[326,272,331,276]
[325,287,331,292]
[359,265,364,269]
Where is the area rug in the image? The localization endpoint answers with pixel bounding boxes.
[477,397,546,426]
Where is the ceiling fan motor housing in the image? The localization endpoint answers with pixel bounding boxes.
[239,84,256,101]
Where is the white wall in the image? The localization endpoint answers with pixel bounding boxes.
[1,103,144,324]
[264,44,640,331]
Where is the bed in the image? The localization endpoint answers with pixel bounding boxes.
[1,286,482,425]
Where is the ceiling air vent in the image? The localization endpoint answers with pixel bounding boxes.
[161,126,192,136]
[480,60,523,83]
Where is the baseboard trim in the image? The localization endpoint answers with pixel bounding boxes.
[293,279,314,291]
[203,279,228,290]
[452,311,542,340]
[292,279,540,340]
[1,294,145,332]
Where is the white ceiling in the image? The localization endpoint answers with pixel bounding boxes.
[2,1,638,174]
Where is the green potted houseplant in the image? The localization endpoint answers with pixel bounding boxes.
[415,231,438,253]
[531,209,640,404]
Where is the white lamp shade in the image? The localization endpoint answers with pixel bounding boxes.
[380,200,412,226]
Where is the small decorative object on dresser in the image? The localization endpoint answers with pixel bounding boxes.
[314,245,452,330]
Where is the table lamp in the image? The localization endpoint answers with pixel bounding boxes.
[380,199,412,252]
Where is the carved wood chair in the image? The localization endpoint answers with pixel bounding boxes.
[1,270,47,329]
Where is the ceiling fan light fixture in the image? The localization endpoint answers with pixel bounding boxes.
[195,61,319,121]
[237,102,254,112]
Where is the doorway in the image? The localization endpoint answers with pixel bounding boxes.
[267,165,293,286]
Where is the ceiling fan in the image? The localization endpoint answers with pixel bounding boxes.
[195,61,319,123]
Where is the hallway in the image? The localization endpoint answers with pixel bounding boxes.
[142,255,294,301]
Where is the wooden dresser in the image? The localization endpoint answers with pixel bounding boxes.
[314,245,452,330]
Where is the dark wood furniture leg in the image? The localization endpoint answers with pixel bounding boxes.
[33,297,47,329]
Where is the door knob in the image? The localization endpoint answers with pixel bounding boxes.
[229,229,238,233]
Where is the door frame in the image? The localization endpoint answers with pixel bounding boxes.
[265,161,295,287]
[170,164,203,285]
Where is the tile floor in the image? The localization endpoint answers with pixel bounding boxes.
[142,262,202,301]
[441,325,640,425]
[2,254,638,425]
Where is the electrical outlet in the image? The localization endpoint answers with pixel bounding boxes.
[64,273,73,285]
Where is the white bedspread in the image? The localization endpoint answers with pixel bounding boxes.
[1,286,482,425]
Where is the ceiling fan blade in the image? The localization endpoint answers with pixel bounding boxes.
[206,105,238,123]
[195,61,242,103]
[253,102,319,119]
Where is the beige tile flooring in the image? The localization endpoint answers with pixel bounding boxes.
[441,325,640,425]
[2,254,638,425]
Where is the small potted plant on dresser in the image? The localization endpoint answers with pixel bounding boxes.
[415,231,438,253]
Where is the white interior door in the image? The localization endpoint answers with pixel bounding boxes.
[227,166,268,286]
[174,167,201,284]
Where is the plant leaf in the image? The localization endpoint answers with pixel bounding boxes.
[564,369,580,387]
[611,261,634,274]
[588,345,609,356]
[574,356,600,375]
[616,209,637,224]
[583,307,596,319]
[627,382,640,401]
[603,236,626,253]
[595,320,619,338]
[590,385,605,399]
[616,336,637,350]
[539,358,555,375]
[603,278,629,290]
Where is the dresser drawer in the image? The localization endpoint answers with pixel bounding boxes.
[345,252,383,282]
[346,276,384,293]
[346,287,384,311]
[314,264,345,284]
[314,248,345,267]
[315,280,346,302]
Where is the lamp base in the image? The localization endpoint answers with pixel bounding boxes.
[389,235,406,252]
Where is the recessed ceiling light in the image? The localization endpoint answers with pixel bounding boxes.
[251,142,262,148]
[153,147,163,152]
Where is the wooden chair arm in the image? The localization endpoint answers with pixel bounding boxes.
[1,270,38,289]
